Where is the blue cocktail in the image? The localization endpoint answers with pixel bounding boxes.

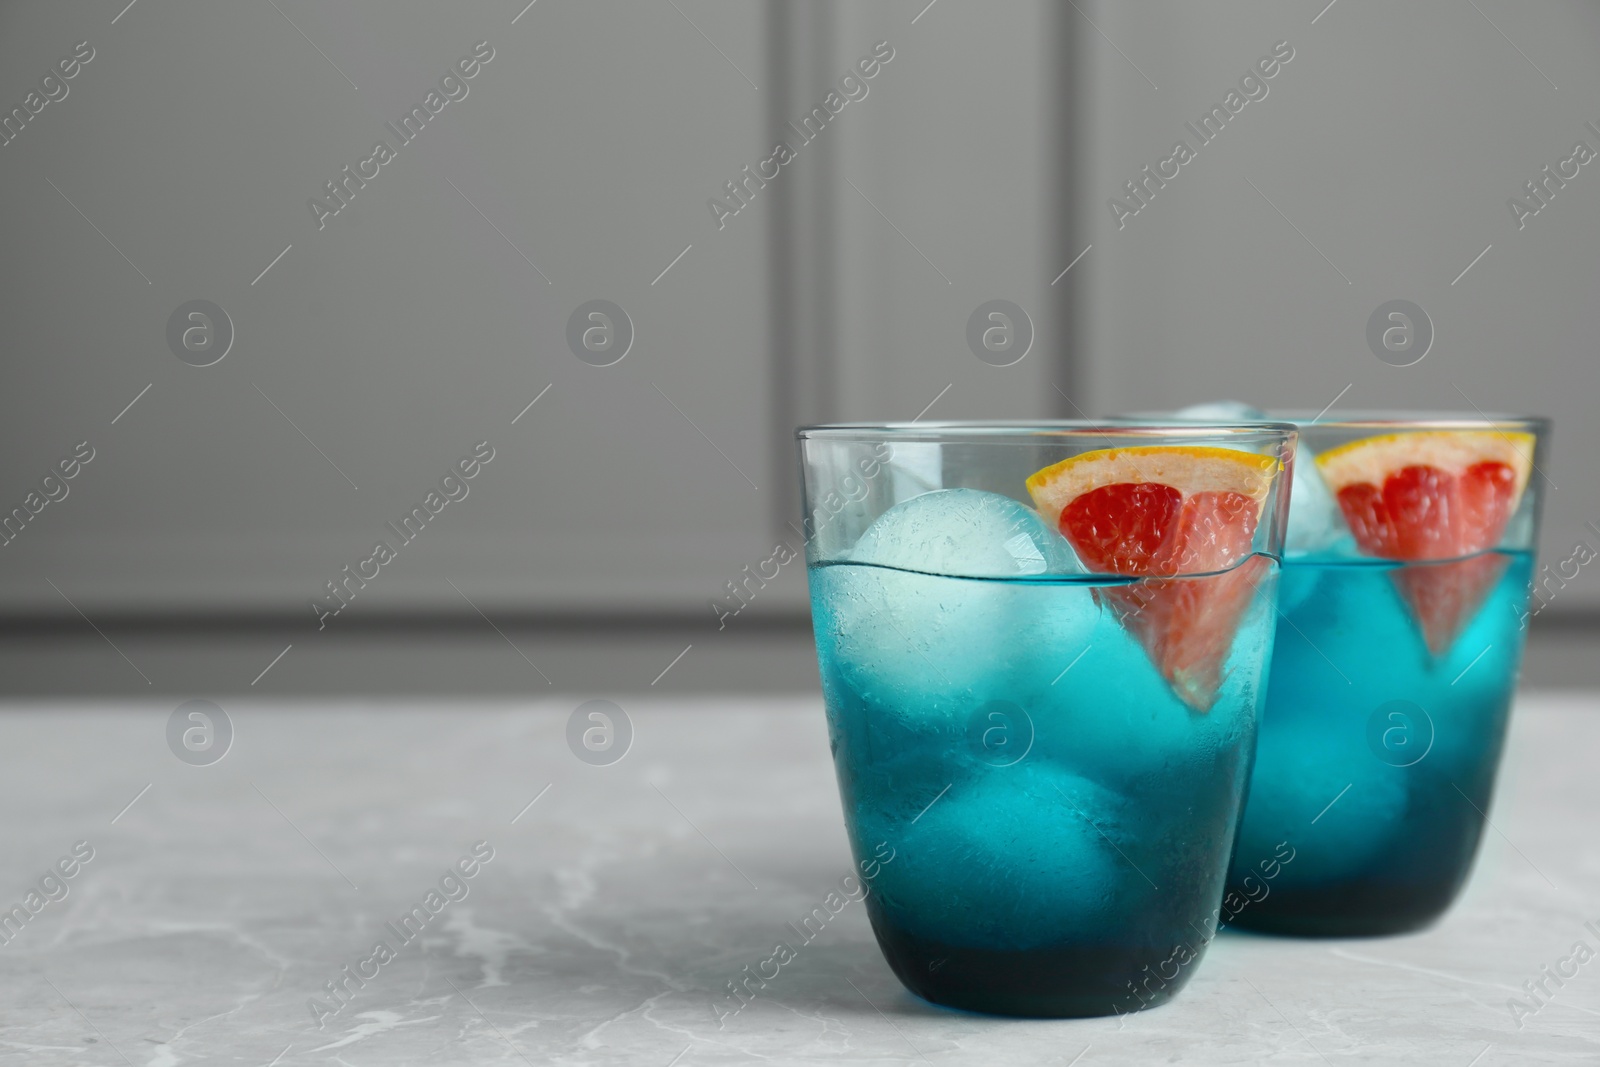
[798,424,1296,1016]
[1228,551,1534,934]
[1224,416,1549,936]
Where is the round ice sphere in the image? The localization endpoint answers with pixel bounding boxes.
[815,490,1093,728]
[812,563,1098,729]
[1174,401,1267,421]
[1285,456,1349,556]
[860,764,1129,950]
[1235,716,1409,888]
[851,488,1079,578]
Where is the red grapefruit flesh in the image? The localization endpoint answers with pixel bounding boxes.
[1316,431,1534,655]
[1027,446,1279,711]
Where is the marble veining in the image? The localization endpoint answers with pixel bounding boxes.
[0,694,1595,1065]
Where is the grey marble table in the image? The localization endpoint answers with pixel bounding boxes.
[1,693,1596,1066]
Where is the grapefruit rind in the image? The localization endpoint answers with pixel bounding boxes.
[1026,445,1277,529]
[1316,431,1533,505]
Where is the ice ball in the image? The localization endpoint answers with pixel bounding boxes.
[851,488,1080,578]
[860,764,1130,950]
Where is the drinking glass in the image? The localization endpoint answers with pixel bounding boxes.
[1222,414,1550,936]
[797,422,1296,1016]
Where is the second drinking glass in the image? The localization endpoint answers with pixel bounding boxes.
[1224,414,1550,936]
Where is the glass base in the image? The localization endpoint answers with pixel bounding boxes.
[871,920,1195,1018]
[1225,880,1457,938]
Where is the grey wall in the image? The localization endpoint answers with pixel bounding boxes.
[1,0,778,621]
[0,0,1077,631]
[0,0,1592,693]
[1080,0,1598,610]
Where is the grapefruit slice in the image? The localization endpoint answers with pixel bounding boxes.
[1317,431,1533,655]
[1026,446,1278,711]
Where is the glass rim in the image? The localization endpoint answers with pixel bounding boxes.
[1119,410,1549,434]
[796,419,1300,444]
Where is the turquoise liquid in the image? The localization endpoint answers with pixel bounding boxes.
[1227,550,1534,936]
[808,558,1279,1017]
